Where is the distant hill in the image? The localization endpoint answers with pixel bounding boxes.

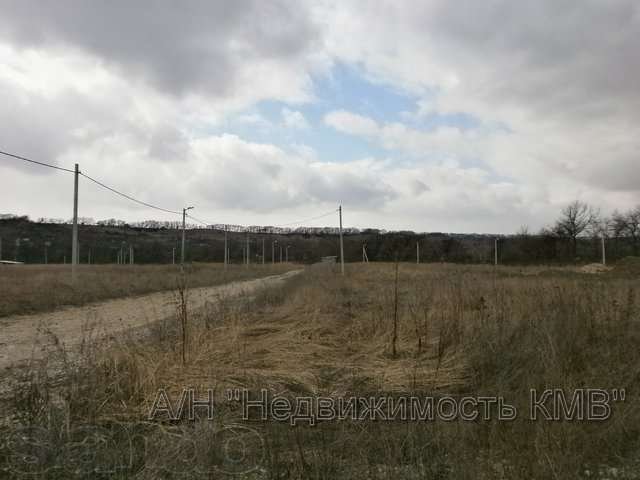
[1,215,635,265]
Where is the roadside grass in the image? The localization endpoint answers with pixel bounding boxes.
[1,262,639,478]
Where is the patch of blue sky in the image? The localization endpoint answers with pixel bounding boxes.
[312,62,418,124]
[219,62,502,164]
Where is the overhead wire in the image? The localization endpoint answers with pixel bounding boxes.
[2,147,340,228]
[0,149,76,173]
[79,172,182,215]
[185,214,212,227]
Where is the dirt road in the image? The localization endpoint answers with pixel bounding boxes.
[0,269,301,370]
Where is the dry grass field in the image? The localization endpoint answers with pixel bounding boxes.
[0,263,292,317]
[1,262,639,478]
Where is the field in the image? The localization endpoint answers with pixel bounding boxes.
[1,262,639,478]
[0,263,292,317]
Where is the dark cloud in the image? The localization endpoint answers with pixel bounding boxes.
[304,172,397,208]
[419,1,640,120]
[148,124,189,163]
[0,84,135,173]
[410,179,429,195]
[0,1,321,97]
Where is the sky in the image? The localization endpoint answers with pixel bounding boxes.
[0,1,638,234]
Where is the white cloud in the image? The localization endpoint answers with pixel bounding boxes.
[235,113,273,128]
[282,108,310,129]
[325,109,488,160]
[324,110,380,137]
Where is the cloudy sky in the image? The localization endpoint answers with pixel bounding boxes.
[1,1,638,233]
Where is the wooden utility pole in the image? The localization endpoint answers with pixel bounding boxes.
[416,241,420,264]
[181,206,193,268]
[338,205,345,275]
[71,163,79,282]
[224,225,228,270]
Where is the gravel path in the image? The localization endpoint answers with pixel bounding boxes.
[0,269,301,370]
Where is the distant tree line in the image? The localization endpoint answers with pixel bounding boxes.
[1,201,638,265]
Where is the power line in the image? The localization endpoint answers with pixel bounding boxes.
[186,214,213,227]
[272,209,338,227]
[79,172,181,215]
[1,147,337,226]
[0,149,75,173]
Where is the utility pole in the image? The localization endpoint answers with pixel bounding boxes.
[246,232,249,268]
[338,205,345,275]
[416,241,420,264]
[172,247,175,265]
[181,206,194,268]
[224,225,228,270]
[71,163,79,282]
[602,236,606,265]
[262,237,265,264]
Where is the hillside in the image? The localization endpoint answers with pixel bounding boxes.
[1,216,636,265]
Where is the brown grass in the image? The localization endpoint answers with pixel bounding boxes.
[2,262,640,478]
[0,262,292,317]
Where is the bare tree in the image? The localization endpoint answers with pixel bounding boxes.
[613,206,640,255]
[553,201,597,259]
[587,210,610,238]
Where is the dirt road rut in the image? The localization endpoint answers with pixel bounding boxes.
[0,269,301,370]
